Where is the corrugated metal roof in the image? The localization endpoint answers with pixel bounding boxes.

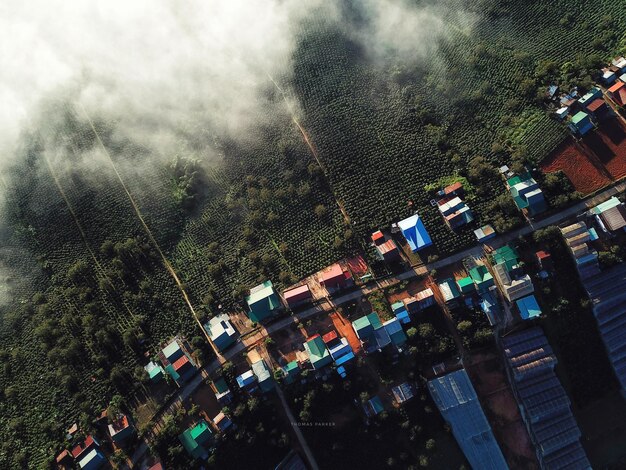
[428,369,508,470]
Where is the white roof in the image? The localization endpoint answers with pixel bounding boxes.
[207,313,236,340]
[603,70,616,79]
[556,106,569,115]
[438,196,463,214]
[78,449,100,469]
[612,57,626,68]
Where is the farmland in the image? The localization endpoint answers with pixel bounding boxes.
[1,0,626,467]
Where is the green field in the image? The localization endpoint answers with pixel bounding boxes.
[1,0,626,467]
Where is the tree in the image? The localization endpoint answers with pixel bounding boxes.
[314,204,328,218]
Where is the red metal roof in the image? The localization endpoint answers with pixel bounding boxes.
[71,435,95,459]
[617,88,626,106]
[56,449,72,463]
[173,354,189,370]
[320,263,344,283]
[306,333,321,342]
[283,284,311,300]
[609,81,625,93]
[322,331,338,343]
[148,463,164,470]
[536,250,551,260]
[587,98,606,112]
[444,181,463,194]
[110,415,130,433]
[371,230,384,243]
[378,239,397,254]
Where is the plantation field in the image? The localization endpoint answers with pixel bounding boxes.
[1,0,626,466]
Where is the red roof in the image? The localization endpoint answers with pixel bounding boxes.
[587,98,606,112]
[617,88,626,106]
[283,284,311,300]
[56,449,72,464]
[306,333,321,342]
[536,250,551,260]
[320,263,344,284]
[444,181,463,194]
[377,239,397,255]
[110,415,130,433]
[71,435,96,459]
[173,355,189,371]
[322,331,338,343]
[148,464,164,470]
[371,230,384,244]
[609,81,625,93]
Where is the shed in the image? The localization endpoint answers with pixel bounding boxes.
[236,370,257,390]
[282,361,301,384]
[536,250,553,270]
[246,280,281,323]
[212,377,232,404]
[391,382,415,404]
[213,412,233,432]
[397,214,432,252]
[371,230,385,245]
[144,361,164,383]
[516,295,542,320]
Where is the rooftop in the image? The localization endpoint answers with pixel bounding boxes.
[246,280,276,304]
[397,214,432,252]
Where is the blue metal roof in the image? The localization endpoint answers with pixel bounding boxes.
[428,369,508,470]
[502,328,590,469]
[398,214,433,252]
[516,295,542,320]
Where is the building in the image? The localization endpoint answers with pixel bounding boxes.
[249,350,274,392]
[516,294,542,320]
[437,196,474,229]
[383,317,408,348]
[179,420,214,460]
[438,278,461,306]
[213,412,233,432]
[236,369,257,391]
[77,449,106,470]
[474,224,496,243]
[304,334,333,370]
[397,214,433,252]
[107,415,135,444]
[612,56,626,72]
[371,230,385,245]
[56,449,73,468]
[560,222,600,280]
[171,354,196,383]
[275,450,308,470]
[555,106,569,120]
[375,238,401,262]
[283,284,312,309]
[144,361,164,383]
[352,312,391,353]
[282,361,301,384]
[470,265,494,292]
[363,395,384,417]
[479,287,501,326]
[442,181,464,196]
[457,276,475,295]
[587,98,609,119]
[391,301,410,324]
[391,382,415,404]
[246,280,281,323]
[162,339,184,364]
[601,68,617,85]
[491,245,534,302]
[404,288,435,315]
[323,331,355,365]
[536,250,553,270]
[501,328,590,469]
[507,173,547,217]
[609,81,626,107]
[212,377,233,404]
[319,263,352,292]
[591,196,626,232]
[428,369,508,470]
[578,87,602,108]
[204,313,238,351]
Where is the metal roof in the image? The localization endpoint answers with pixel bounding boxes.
[428,369,508,470]
[398,214,432,252]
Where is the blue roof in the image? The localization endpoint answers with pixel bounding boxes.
[236,370,256,388]
[516,295,542,320]
[335,351,355,366]
[502,328,590,469]
[398,214,432,252]
[428,369,508,470]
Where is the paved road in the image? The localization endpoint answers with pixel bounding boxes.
[131,178,626,468]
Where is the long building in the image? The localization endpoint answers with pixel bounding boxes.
[428,369,508,470]
[501,328,590,470]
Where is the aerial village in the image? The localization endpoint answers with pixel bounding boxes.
[53,56,626,470]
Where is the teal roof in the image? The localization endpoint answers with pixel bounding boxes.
[352,315,372,333]
[391,301,405,311]
[180,420,213,459]
[162,339,182,361]
[383,318,407,346]
[457,276,475,294]
[493,245,519,271]
[367,312,383,329]
[246,280,281,322]
[572,111,589,125]
[213,377,229,394]
[507,175,522,187]
[246,280,276,304]
[283,361,300,383]
[305,336,331,368]
[592,196,622,214]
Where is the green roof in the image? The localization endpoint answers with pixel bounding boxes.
[213,377,229,394]
[306,336,327,358]
[572,111,589,124]
[493,245,519,267]
[352,315,372,333]
[284,361,299,374]
[246,280,276,304]
[367,312,383,329]
[506,175,522,187]
[179,420,213,459]
[592,196,622,214]
[305,336,331,367]
[246,280,281,322]
[457,277,475,294]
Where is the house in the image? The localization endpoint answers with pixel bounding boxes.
[479,288,501,326]
[391,382,415,404]
[592,196,626,232]
[246,280,281,323]
[161,338,196,385]
[323,331,355,365]
[560,222,600,280]
[375,238,401,262]
[304,334,333,370]
[516,295,542,320]
[601,68,617,85]
[507,173,547,217]
[397,214,432,252]
[587,98,609,119]
[77,449,106,470]
[275,450,308,470]
[569,110,595,135]
[546,84,559,100]
[71,436,99,462]
[171,354,196,383]
[352,312,391,353]
[144,361,164,383]
[613,56,626,73]
[621,72,626,84]
[213,412,232,432]
[371,230,385,245]
[282,361,301,384]
[249,350,274,392]
[578,87,602,108]
[469,265,494,292]
[501,328,590,469]
[319,263,352,292]
[211,377,233,404]
[283,284,312,309]
[474,224,496,243]
[204,313,238,351]
[536,250,552,270]
[438,278,461,306]
[403,288,435,315]
[179,420,214,460]
[442,181,464,197]
[363,395,384,417]
[107,415,135,444]
[391,301,410,324]
[383,317,407,347]
[428,369,508,470]
[555,106,569,120]
[456,276,475,295]
[437,196,474,230]
[236,369,257,391]
[492,245,534,302]
[608,81,626,107]
[162,339,184,364]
